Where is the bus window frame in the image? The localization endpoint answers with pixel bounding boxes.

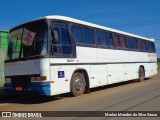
[95,29,114,49]
[126,36,139,51]
[49,20,76,58]
[5,19,50,63]
[70,23,96,47]
[112,33,128,50]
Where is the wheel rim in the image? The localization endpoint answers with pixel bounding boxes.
[73,77,86,92]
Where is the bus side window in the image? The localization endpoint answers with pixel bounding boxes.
[126,37,138,50]
[71,25,84,44]
[96,30,106,46]
[151,42,156,52]
[96,30,113,47]
[71,25,95,46]
[146,41,156,52]
[106,32,113,47]
[141,40,147,51]
[83,27,94,45]
[120,36,126,48]
[51,22,72,55]
[113,34,121,48]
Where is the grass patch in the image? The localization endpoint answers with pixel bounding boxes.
[158,59,160,69]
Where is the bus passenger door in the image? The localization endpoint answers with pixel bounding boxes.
[49,21,76,95]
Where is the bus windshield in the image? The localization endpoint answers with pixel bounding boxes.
[6,20,48,60]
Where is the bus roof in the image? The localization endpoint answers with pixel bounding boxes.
[11,15,154,42]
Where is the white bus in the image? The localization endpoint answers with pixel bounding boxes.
[4,16,157,96]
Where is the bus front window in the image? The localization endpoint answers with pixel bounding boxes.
[7,20,48,60]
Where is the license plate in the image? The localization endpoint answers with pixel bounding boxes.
[16,87,22,91]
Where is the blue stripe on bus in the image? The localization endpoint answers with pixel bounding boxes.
[4,82,50,95]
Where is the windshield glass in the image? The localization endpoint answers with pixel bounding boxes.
[6,20,48,60]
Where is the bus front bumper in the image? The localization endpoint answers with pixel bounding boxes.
[4,82,51,96]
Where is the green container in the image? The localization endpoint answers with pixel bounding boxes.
[0,30,8,49]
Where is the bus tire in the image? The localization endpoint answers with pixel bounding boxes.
[138,66,145,82]
[70,72,86,96]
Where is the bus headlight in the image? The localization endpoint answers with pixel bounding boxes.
[5,78,11,83]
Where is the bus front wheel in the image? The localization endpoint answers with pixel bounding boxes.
[70,73,86,96]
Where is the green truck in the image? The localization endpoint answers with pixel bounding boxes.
[0,30,8,87]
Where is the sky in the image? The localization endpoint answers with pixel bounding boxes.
[1,0,160,57]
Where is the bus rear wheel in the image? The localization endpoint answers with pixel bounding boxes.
[70,73,86,96]
[138,67,145,82]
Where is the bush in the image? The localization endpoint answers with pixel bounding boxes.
[158,59,160,69]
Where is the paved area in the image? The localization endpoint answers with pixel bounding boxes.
[0,70,160,120]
